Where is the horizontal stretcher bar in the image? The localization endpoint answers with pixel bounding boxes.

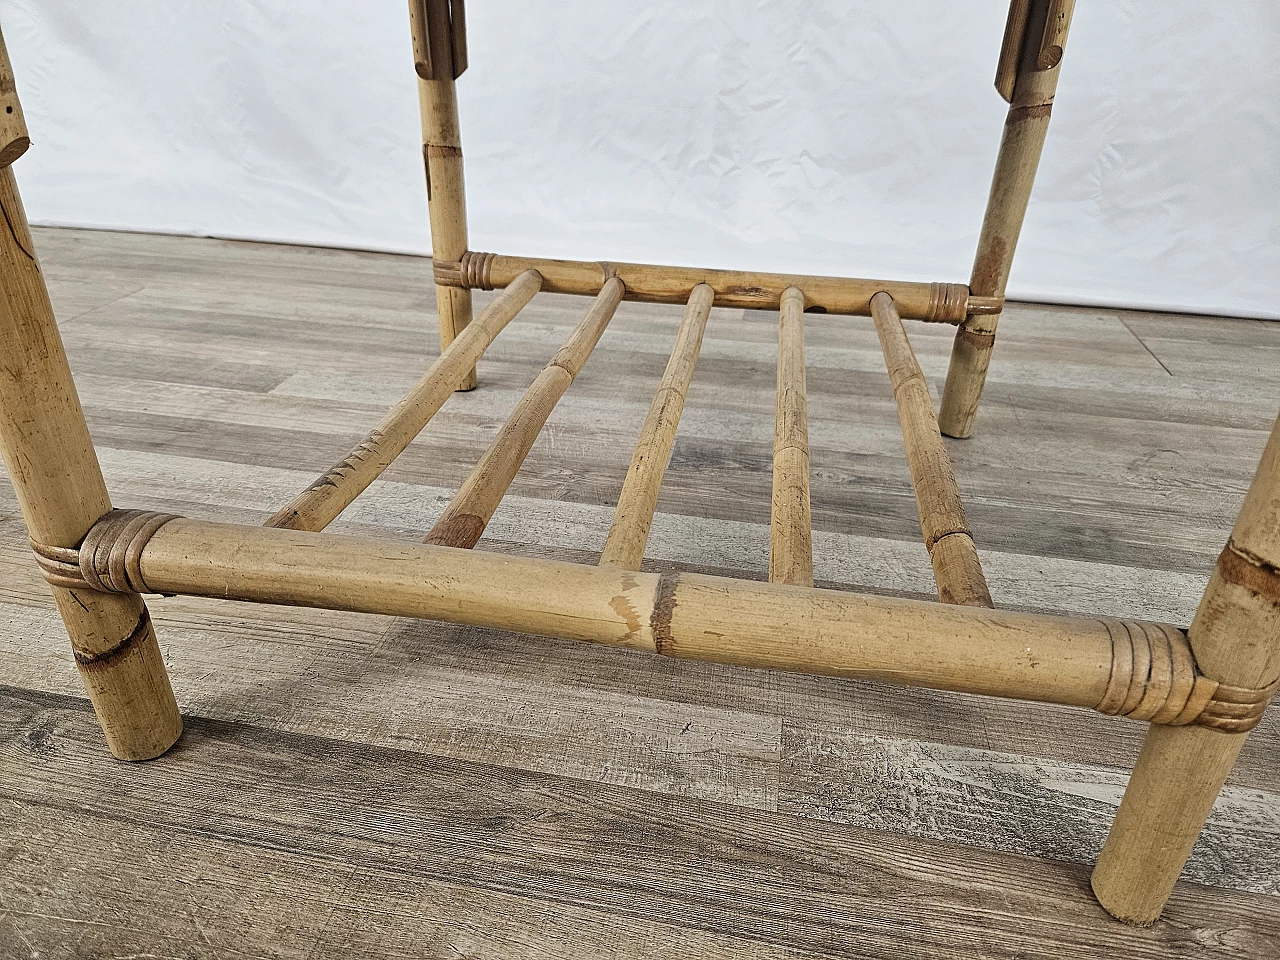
[434,250,1003,322]
[35,510,1276,734]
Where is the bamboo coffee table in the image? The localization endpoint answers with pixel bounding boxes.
[1,2,1276,928]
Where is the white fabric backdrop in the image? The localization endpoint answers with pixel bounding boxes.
[3,1,1278,318]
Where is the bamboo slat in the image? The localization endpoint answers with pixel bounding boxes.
[770,288,813,587]
[599,284,714,570]
[0,165,180,760]
[1092,413,1280,925]
[871,293,992,608]
[425,278,625,549]
[435,251,987,323]
[135,518,1118,710]
[425,1,454,80]
[448,0,468,77]
[265,269,542,532]
[939,0,1076,438]
[994,0,1032,102]
[407,0,432,79]
[409,0,466,81]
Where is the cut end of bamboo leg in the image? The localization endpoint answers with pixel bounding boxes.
[1090,873,1160,928]
[939,317,999,439]
[64,596,184,761]
[1092,415,1280,926]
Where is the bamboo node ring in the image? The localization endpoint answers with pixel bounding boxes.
[1096,619,1276,733]
[31,509,181,595]
[1217,537,1280,605]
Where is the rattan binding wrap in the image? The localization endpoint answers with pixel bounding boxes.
[1095,619,1276,733]
[434,250,495,290]
[31,509,180,595]
[926,283,970,324]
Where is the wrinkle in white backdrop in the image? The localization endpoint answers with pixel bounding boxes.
[2,1,1278,318]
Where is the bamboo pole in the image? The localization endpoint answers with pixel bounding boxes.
[600,284,714,570]
[994,1,1032,102]
[0,164,181,759]
[412,0,477,389]
[1038,0,1071,69]
[434,251,995,323]
[0,27,30,167]
[265,269,542,532]
[1091,413,1280,925]
[134,518,1120,708]
[770,288,813,587]
[872,294,992,607]
[939,0,1076,438]
[425,278,625,549]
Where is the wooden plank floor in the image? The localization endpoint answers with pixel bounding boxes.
[1,227,1278,958]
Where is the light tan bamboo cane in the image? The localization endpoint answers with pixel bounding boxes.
[872,293,993,607]
[939,0,1076,438]
[1038,0,1071,69]
[134,518,1119,707]
[0,164,181,759]
[0,27,30,167]
[434,251,996,323]
[770,288,813,587]
[994,1,1032,102]
[425,278,625,549]
[411,0,477,389]
[265,269,542,532]
[599,284,714,570]
[1091,413,1280,925]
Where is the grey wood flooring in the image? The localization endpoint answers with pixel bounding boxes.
[1,227,1278,958]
